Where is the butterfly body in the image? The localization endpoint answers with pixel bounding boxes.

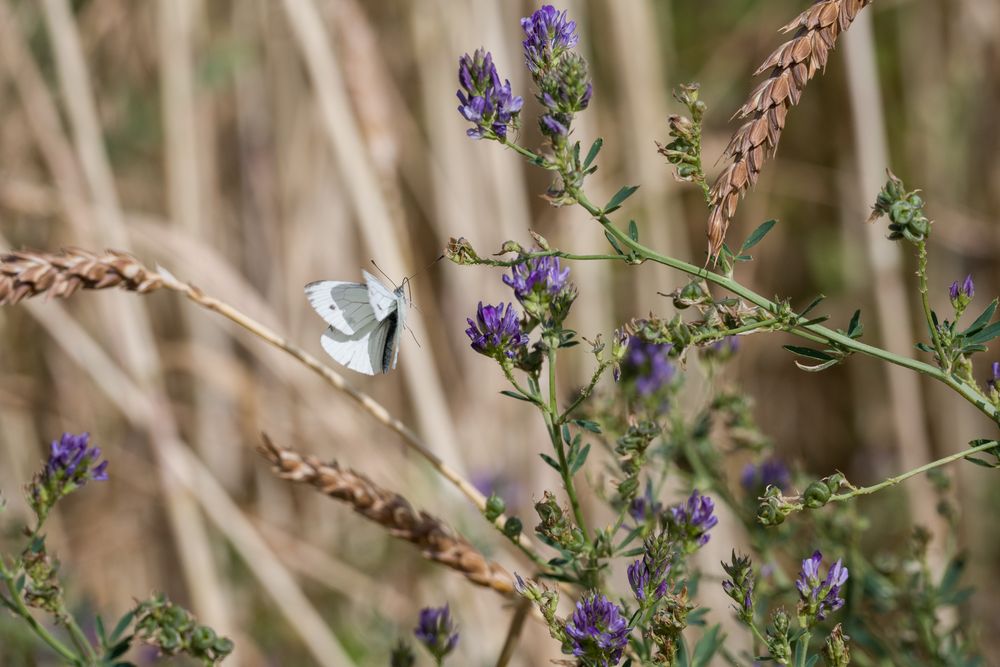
[304,271,408,375]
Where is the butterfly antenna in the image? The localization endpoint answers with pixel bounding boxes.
[370,259,399,289]
[405,254,445,283]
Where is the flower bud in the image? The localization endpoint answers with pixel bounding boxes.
[804,481,832,508]
[485,493,506,522]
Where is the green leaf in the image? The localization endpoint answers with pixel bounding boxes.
[539,453,560,471]
[572,141,581,166]
[783,345,834,362]
[500,390,533,403]
[792,633,810,667]
[961,299,998,336]
[628,220,639,242]
[619,546,646,558]
[967,320,1000,345]
[572,419,602,433]
[604,185,640,213]
[561,424,572,445]
[105,637,134,661]
[740,219,778,252]
[96,615,108,645]
[110,610,135,642]
[799,316,830,326]
[605,231,625,256]
[796,359,840,373]
[915,342,935,353]
[964,456,999,468]
[583,137,603,170]
[569,444,591,475]
[847,309,863,338]
[676,636,691,667]
[691,624,723,667]
[799,295,826,317]
[616,525,644,551]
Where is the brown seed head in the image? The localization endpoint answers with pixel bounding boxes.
[259,435,514,595]
[706,0,873,258]
[0,248,163,305]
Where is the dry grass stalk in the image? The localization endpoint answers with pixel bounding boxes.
[0,248,164,305]
[258,435,514,595]
[0,247,541,561]
[706,0,873,256]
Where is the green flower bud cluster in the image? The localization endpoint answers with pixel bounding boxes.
[134,594,234,666]
[649,587,694,664]
[869,171,931,243]
[824,624,852,667]
[766,609,793,664]
[445,236,481,265]
[534,491,586,552]
[657,84,708,190]
[615,421,662,503]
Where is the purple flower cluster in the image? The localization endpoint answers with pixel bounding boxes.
[668,490,718,549]
[627,556,670,604]
[564,592,629,666]
[627,487,663,523]
[457,49,523,140]
[44,432,109,484]
[949,274,975,303]
[795,551,849,624]
[465,302,528,359]
[740,459,791,495]
[989,361,1000,393]
[503,255,570,300]
[30,432,108,522]
[520,5,579,74]
[521,5,591,140]
[413,605,459,661]
[622,338,674,396]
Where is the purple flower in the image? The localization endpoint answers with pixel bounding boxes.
[988,362,1000,392]
[30,432,108,523]
[628,487,663,523]
[668,490,718,549]
[456,49,523,140]
[627,557,670,604]
[465,302,529,359]
[564,592,629,666]
[521,5,579,74]
[45,432,108,483]
[621,339,674,396]
[503,255,570,300]
[950,274,975,312]
[741,459,791,495]
[413,605,459,661]
[795,551,848,625]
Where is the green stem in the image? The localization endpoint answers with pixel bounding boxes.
[545,341,590,540]
[558,361,611,423]
[917,240,949,370]
[502,366,544,408]
[567,189,999,425]
[687,318,781,346]
[780,439,1000,516]
[827,439,1000,504]
[61,612,98,663]
[474,250,626,267]
[0,560,79,663]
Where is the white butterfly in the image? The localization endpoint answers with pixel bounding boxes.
[304,271,409,375]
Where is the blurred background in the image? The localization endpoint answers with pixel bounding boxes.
[0,0,998,664]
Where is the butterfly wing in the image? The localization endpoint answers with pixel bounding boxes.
[363,270,399,321]
[304,281,377,335]
[320,315,395,376]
